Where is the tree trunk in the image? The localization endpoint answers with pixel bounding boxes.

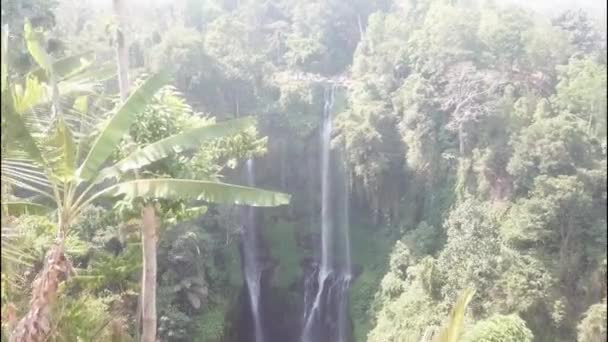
[458,122,465,156]
[141,205,158,342]
[10,241,70,342]
[111,3,157,341]
[113,0,130,102]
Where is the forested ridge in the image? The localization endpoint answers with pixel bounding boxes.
[1,0,606,341]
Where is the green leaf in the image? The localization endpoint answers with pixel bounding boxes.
[45,117,77,182]
[73,96,88,113]
[1,201,53,216]
[77,71,170,181]
[95,179,291,207]
[96,116,255,182]
[435,288,476,342]
[12,75,46,114]
[24,20,53,72]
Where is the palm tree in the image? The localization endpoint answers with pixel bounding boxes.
[2,29,290,341]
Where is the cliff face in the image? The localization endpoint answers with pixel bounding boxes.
[227,212,394,342]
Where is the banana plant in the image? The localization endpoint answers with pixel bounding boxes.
[2,22,113,302]
[4,71,290,340]
[2,38,290,342]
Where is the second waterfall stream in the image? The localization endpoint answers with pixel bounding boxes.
[242,159,265,342]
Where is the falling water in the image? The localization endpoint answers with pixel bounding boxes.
[242,159,265,342]
[301,85,352,342]
[337,155,352,342]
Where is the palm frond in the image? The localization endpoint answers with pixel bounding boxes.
[2,106,48,170]
[1,226,36,268]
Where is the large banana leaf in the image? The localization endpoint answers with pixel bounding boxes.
[44,117,76,182]
[77,71,169,181]
[95,117,255,182]
[95,179,291,207]
[65,62,117,83]
[434,288,476,342]
[29,52,95,82]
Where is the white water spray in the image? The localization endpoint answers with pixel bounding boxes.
[243,159,265,342]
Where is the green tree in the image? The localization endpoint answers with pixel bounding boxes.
[464,314,533,342]
[553,58,607,136]
[577,299,607,342]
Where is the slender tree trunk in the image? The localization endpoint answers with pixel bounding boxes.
[141,206,158,342]
[111,3,158,341]
[50,72,61,122]
[113,0,130,102]
[458,122,465,156]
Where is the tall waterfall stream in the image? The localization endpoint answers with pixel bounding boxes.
[301,85,352,342]
[242,159,265,342]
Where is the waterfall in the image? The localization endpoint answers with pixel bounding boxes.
[242,159,265,342]
[301,85,352,342]
[320,85,335,275]
[337,155,352,342]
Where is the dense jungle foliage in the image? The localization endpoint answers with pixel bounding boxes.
[1,0,606,341]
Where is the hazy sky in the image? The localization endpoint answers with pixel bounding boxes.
[505,0,607,19]
[85,0,608,25]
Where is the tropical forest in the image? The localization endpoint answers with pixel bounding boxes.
[0,0,606,341]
